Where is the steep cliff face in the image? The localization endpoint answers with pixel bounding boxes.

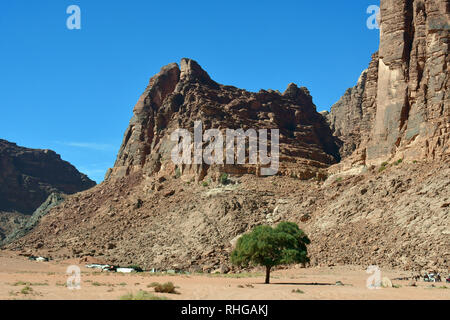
[107,58,340,182]
[368,0,449,163]
[327,53,379,159]
[0,140,95,214]
[329,0,449,165]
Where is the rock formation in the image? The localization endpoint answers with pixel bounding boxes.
[0,139,95,214]
[327,53,379,159]
[328,0,449,166]
[107,58,340,182]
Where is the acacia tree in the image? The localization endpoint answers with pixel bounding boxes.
[231,222,310,284]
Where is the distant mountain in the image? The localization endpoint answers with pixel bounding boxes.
[0,139,95,214]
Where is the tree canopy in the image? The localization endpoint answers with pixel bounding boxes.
[231,221,311,284]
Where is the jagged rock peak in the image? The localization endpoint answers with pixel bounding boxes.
[179,58,217,86]
[283,83,314,108]
[108,59,341,181]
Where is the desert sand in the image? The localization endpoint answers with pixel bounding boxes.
[0,251,448,300]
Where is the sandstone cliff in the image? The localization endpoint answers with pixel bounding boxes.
[107,58,340,182]
[327,53,379,159]
[328,0,449,166]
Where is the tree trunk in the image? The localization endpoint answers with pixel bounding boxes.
[265,266,271,284]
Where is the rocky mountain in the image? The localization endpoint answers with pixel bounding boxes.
[328,0,449,168]
[0,139,96,214]
[106,58,340,182]
[4,0,449,274]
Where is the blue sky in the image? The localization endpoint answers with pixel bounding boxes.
[0,0,380,183]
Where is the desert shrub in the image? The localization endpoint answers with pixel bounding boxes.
[147,282,160,288]
[379,162,388,172]
[292,289,304,294]
[154,282,178,294]
[120,290,169,300]
[220,173,230,185]
[21,286,33,295]
[92,282,104,286]
[202,181,209,187]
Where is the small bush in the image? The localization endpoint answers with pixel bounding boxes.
[92,282,104,286]
[202,181,209,187]
[154,282,178,294]
[120,290,169,300]
[147,282,160,288]
[220,173,230,185]
[292,289,304,294]
[394,159,403,166]
[21,286,33,295]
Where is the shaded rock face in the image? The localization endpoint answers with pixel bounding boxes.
[329,0,449,165]
[0,140,95,214]
[327,53,379,159]
[108,58,341,182]
[0,211,28,242]
[1,193,66,246]
[369,0,449,163]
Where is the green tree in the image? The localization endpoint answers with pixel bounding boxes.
[231,222,310,284]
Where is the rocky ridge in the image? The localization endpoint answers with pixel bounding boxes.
[107,58,340,183]
[0,139,95,215]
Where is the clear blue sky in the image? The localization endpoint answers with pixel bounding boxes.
[0,0,380,183]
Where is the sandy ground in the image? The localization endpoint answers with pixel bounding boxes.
[0,251,448,300]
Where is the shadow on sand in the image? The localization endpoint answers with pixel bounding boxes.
[264,282,338,286]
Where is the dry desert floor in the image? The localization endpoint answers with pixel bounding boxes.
[0,251,448,300]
